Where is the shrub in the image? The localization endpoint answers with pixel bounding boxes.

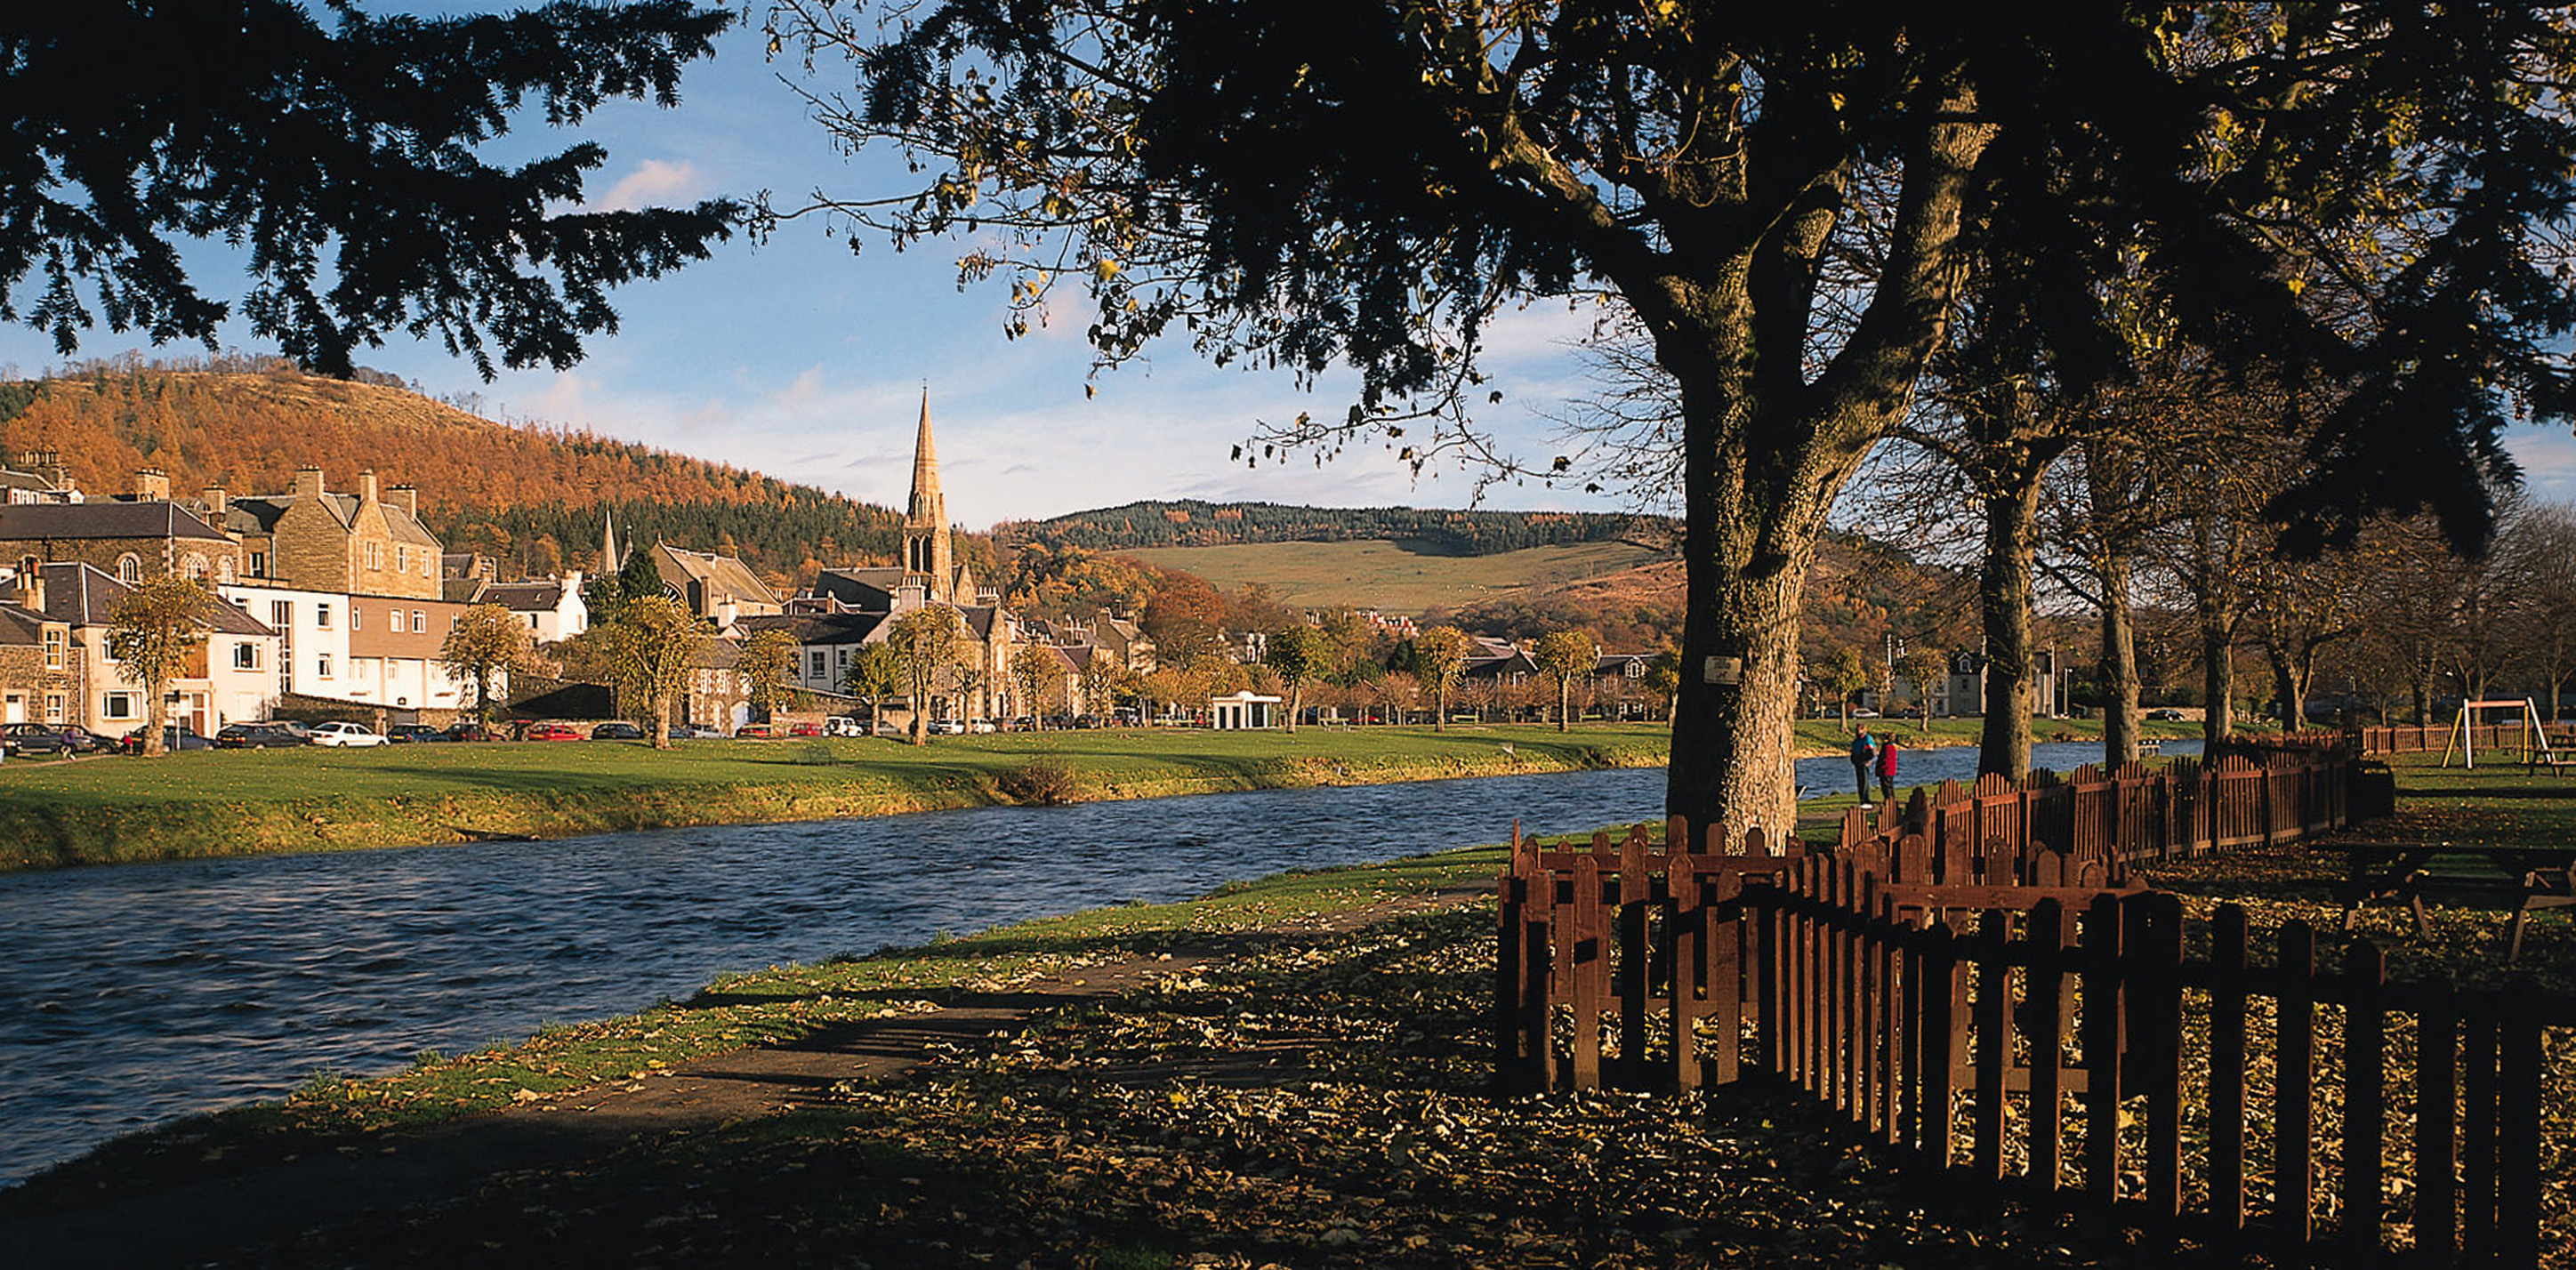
[996,756,1083,806]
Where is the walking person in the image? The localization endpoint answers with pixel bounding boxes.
[1849,728,1877,804]
[1875,735,1900,804]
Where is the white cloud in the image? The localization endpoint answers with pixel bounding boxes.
[592,159,704,213]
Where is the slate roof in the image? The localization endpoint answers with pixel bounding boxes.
[650,543,781,610]
[0,602,48,646]
[812,567,904,611]
[441,578,488,605]
[481,581,566,611]
[38,562,275,636]
[735,612,887,646]
[0,501,231,543]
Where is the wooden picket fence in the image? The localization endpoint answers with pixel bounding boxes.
[2355,723,2528,757]
[1494,752,2572,1260]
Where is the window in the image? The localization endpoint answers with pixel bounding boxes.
[366,542,382,570]
[317,654,334,679]
[316,603,333,630]
[270,600,292,632]
[44,693,62,722]
[248,551,267,577]
[412,610,426,633]
[350,605,360,631]
[397,545,410,573]
[183,552,208,580]
[232,642,259,671]
[42,627,61,670]
[116,553,141,584]
[104,692,136,720]
[527,614,538,629]
[810,650,827,679]
[217,557,235,583]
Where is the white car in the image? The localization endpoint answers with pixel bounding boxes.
[309,721,388,747]
[822,716,864,738]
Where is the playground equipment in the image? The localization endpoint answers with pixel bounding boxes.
[2436,698,2555,769]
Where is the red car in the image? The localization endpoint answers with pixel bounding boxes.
[526,722,584,741]
[735,723,775,739]
[787,721,822,738]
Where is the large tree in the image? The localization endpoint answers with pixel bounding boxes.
[106,575,213,756]
[4,2,739,376]
[606,594,705,748]
[439,602,535,725]
[770,2,2576,841]
[1531,629,1597,733]
[888,608,960,744]
[739,628,801,720]
[1412,625,1473,732]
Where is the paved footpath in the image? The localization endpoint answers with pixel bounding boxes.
[3,883,1485,1266]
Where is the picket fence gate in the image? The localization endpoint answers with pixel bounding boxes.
[1494,752,2569,1261]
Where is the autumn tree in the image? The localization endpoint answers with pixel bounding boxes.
[1078,648,1119,721]
[5,3,739,376]
[842,641,903,729]
[604,595,706,748]
[106,575,212,756]
[740,628,801,720]
[889,608,960,744]
[1264,624,1323,735]
[1898,646,1949,738]
[1822,647,1872,735]
[1413,625,1473,732]
[2500,501,2576,719]
[439,602,534,724]
[1010,643,1059,729]
[768,3,2576,843]
[1531,630,1596,733]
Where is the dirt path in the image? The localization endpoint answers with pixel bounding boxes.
[4,884,1485,1266]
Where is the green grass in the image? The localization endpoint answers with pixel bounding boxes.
[0,723,1670,870]
[1119,538,1663,610]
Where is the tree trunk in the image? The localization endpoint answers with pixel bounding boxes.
[142,679,168,757]
[2097,551,2141,767]
[1285,681,1300,733]
[651,694,671,750]
[1558,677,1571,731]
[1434,681,1448,732]
[2201,610,2236,743]
[1977,468,2043,780]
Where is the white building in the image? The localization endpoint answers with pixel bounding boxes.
[44,563,282,734]
[480,573,590,643]
[218,582,352,700]
[1209,690,1281,730]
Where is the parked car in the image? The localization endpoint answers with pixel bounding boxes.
[668,722,725,739]
[872,719,906,737]
[443,721,502,742]
[787,721,822,738]
[215,722,310,749]
[309,721,389,748]
[735,723,776,739]
[525,722,584,742]
[967,718,997,734]
[121,724,214,753]
[1848,708,1880,719]
[822,716,864,738]
[2,722,106,756]
[385,723,452,743]
[926,718,965,735]
[2145,707,2186,721]
[589,721,647,741]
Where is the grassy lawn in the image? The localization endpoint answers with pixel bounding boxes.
[0,723,1672,870]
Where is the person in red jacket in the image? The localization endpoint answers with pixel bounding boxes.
[1875,735,1900,803]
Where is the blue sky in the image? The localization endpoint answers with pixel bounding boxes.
[0,3,2567,529]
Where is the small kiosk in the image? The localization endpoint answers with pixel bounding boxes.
[1209,690,1282,730]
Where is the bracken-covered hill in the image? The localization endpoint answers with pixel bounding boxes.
[0,360,914,588]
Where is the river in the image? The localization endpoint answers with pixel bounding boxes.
[0,737,2189,1186]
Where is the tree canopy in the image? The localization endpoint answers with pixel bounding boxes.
[771,1,2576,840]
[4,2,740,377]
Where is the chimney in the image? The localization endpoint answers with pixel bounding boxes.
[203,485,228,520]
[294,466,325,499]
[388,484,418,517]
[134,469,170,502]
[12,567,43,615]
[479,558,496,583]
[358,470,380,506]
[35,452,71,494]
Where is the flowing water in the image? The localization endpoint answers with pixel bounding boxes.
[0,736,2191,1186]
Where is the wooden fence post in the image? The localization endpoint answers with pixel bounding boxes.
[2342,937,2387,1264]
[2278,920,2318,1264]
[2414,978,2459,1260]
[2029,896,2068,1198]
[1920,919,1960,1173]
[2082,892,2126,1217]
[2210,904,2250,1250]
[2140,893,2186,1238]
[2500,976,2543,1267]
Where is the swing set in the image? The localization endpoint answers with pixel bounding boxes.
[2435,698,2567,771]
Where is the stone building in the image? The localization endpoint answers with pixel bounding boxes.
[43,562,280,735]
[221,467,441,599]
[0,480,241,584]
[642,542,781,633]
[0,571,80,729]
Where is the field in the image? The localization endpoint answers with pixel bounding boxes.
[1117,537,1667,610]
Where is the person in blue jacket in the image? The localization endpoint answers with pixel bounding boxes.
[1849,728,1877,804]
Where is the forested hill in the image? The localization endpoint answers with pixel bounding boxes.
[0,360,911,586]
[1006,499,1665,554]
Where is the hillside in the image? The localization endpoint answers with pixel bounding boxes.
[0,359,912,587]
[1120,539,1664,613]
[1005,498,1663,555]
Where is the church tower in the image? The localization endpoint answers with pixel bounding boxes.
[901,390,954,604]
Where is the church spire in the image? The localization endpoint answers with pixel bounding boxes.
[600,512,621,574]
[902,390,954,603]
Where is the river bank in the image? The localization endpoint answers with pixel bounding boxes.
[0,716,2190,872]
